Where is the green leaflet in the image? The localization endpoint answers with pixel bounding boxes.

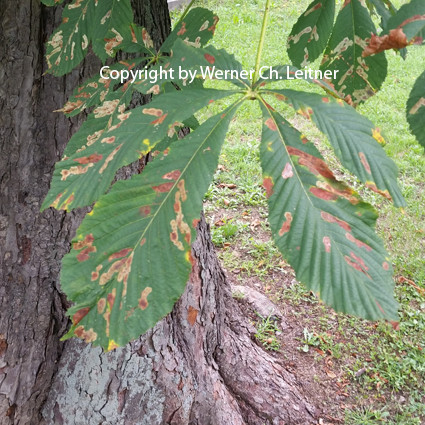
[45,0,96,75]
[92,0,133,61]
[407,69,425,150]
[42,89,240,211]
[259,101,398,321]
[287,0,335,69]
[44,0,135,73]
[264,89,405,206]
[320,0,388,105]
[61,101,241,350]
[160,8,219,53]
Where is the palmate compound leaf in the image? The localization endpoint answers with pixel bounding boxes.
[263,89,405,206]
[42,88,240,211]
[61,101,242,350]
[407,69,425,149]
[259,101,398,321]
[320,0,388,105]
[287,0,335,69]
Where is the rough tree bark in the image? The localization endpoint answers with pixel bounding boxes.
[0,1,317,424]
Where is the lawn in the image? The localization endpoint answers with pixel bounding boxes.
[172,1,425,423]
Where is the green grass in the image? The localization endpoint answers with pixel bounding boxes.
[254,313,281,351]
[172,1,425,422]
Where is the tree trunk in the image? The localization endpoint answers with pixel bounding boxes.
[0,1,317,424]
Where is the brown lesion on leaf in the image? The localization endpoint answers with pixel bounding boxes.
[204,53,215,65]
[363,29,408,57]
[143,107,163,117]
[344,252,371,279]
[409,97,425,115]
[287,146,334,179]
[74,326,97,343]
[142,28,153,48]
[208,16,219,33]
[170,180,191,251]
[61,194,75,210]
[94,99,120,118]
[101,136,116,144]
[103,288,116,337]
[99,144,123,174]
[153,182,174,193]
[74,153,103,164]
[358,152,371,174]
[264,118,277,131]
[99,252,134,299]
[168,121,184,138]
[163,170,182,181]
[366,181,392,201]
[281,163,293,179]
[138,287,152,310]
[50,192,64,209]
[346,232,372,251]
[147,85,160,95]
[61,163,94,181]
[105,28,124,56]
[310,187,338,201]
[97,298,106,314]
[262,176,274,198]
[56,100,84,114]
[109,248,133,261]
[72,307,90,326]
[73,234,97,262]
[278,212,293,237]
[91,264,103,282]
[288,27,313,45]
[313,181,359,204]
[321,211,352,232]
[199,20,209,31]
[177,22,187,36]
[77,245,96,262]
[323,236,331,253]
[139,206,151,217]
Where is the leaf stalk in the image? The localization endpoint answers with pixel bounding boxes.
[253,0,272,85]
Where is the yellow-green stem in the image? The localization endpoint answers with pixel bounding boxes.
[253,0,272,85]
